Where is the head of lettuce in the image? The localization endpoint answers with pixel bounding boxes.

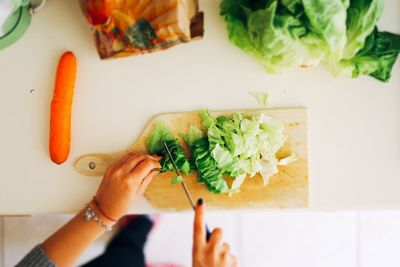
[220,0,399,82]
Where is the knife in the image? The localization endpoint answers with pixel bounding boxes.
[162,141,212,241]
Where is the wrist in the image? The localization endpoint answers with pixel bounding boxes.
[88,199,116,227]
[92,196,120,222]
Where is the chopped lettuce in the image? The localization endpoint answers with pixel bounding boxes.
[146,123,174,154]
[199,109,289,190]
[147,111,297,194]
[220,0,399,82]
[190,137,229,194]
[146,123,193,176]
[199,110,233,169]
[230,173,247,193]
[182,125,204,147]
[278,152,298,166]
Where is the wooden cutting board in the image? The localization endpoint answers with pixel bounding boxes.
[74,108,309,211]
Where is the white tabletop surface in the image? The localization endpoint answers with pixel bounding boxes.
[0,0,399,215]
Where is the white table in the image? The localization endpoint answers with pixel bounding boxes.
[1,0,399,215]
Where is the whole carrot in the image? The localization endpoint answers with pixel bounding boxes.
[49,51,77,164]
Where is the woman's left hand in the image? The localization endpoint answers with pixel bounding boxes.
[94,153,161,221]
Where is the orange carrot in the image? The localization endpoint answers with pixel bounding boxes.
[49,51,77,164]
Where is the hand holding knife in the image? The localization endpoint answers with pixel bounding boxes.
[162,141,212,241]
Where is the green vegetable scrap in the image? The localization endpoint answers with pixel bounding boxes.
[172,175,184,184]
[220,0,399,82]
[146,123,193,175]
[250,92,269,106]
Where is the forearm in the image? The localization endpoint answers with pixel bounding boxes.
[21,154,160,267]
[42,202,114,267]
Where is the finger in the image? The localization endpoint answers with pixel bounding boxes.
[104,164,115,177]
[220,243,233,265]
[120,154,153,174]
[230,255,239,267]
[138,170,159,194]
[193,198,206,249]
[208,228,223,250]
[127,159,161,184]
[116,152,136,166]
[149,155,162,161]
[221,242,230,254]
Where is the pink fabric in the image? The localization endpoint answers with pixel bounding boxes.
[147,264,184,267]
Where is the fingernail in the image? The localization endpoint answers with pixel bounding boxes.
[197,198,204,206]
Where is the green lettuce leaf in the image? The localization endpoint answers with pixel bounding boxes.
[343,0,384,59]
[302,0,349,61]
[221,1,319,73]
[220,0,346,72]
[146,123,174,154]
[333,29,400,82]
[220,0,399,82]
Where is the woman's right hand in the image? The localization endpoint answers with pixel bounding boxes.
[192,199,238,267]
[94,153,161,222]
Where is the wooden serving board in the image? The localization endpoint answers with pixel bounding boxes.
[74,108,309,211]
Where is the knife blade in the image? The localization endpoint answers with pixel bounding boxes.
[162,141,211,240]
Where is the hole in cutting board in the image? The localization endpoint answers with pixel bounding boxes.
[89,162,96,169]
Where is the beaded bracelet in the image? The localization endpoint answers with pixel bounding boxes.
[83,205,113,232]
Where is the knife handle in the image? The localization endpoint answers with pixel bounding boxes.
[206,224,212,241]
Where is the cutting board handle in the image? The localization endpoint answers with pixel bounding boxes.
[74,151,126,177]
